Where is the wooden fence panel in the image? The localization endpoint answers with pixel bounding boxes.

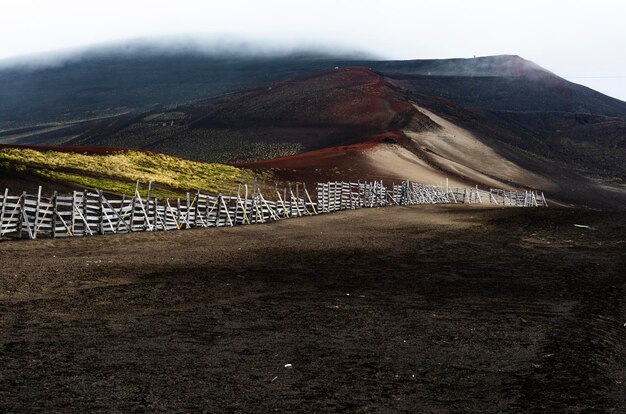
[0,194,22,236]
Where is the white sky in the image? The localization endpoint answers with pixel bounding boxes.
[1,0,625,100]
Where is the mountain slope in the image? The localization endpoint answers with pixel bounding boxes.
[1,53,625,130]
[0,54,353,127]
[201,67,624,209]
[65,67,438,163]
[395,74,626,116]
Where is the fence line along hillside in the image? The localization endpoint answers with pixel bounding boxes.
[0,179,547,240]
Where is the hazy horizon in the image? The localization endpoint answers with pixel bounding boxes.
[1,0,625,100]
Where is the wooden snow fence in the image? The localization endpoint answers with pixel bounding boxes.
[0,180,314,239]
[314,180,455,211]
[447,186,548,207]
[0,179,547,240]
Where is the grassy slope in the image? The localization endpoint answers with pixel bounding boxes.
[0,148,259,198]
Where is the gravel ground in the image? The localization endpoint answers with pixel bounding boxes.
[1,205,624,412]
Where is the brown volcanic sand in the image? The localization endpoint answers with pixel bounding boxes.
[404,106,554,191]
[1,206,625,412]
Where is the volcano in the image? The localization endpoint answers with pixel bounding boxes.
[1,55,625,209]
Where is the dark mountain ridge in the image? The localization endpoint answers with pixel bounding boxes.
[1,53,624,129]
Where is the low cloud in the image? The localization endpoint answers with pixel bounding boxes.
[0,34,377,71]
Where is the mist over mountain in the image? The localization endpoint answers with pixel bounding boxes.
[0,39,380,127]
[0,35,378,71]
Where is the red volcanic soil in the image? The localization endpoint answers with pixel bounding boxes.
[0,144,141,155]
[277,67,416,129]
[218,68,440,183]
[192,67,434,151]
[236,131,414,183]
